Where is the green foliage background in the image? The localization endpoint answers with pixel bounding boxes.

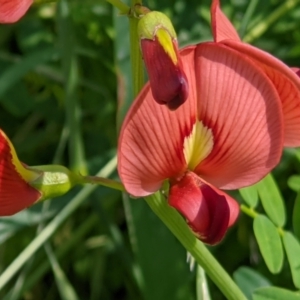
[0,0,300,299]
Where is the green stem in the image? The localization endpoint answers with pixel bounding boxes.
[277,227,285,238]
[81,175,125,192]
[243,0,300,43]
[130,0,144,96]
[240,204,258,219]
[106,0,130,14]
[0,156,117,291]
[145,193,247,300]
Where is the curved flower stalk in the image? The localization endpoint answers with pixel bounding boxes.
[0,129,81,216]
[0,0,33,23]
[118,42,285,244]
[211,0,300,147]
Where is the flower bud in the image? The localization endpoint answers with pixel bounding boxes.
[138,11,188,110]
[168,171,239,245]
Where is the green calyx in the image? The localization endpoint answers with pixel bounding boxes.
[137,11,176,40]
[27,165,82,201]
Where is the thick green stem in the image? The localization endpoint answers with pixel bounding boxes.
[243,0,300,43]
[130,0,144,96]
[145,193,247,300]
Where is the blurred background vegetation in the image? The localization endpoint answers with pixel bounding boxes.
[0,0,300,299]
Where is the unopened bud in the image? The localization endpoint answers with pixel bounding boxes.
[138,11,188,110]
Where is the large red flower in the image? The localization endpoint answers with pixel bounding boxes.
[0,0,33,23]
[118,0,299,244]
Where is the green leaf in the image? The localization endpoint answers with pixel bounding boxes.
[288,175,300,192]
[253,286,300,300]
[239,186,259,208]
[253,215,284,274]
[293,192,300,240]
[256,174,286,227]
[233,266,271,300]
[282,231,300,289]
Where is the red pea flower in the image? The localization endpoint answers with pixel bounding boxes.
[0,0,32,23]
[118,41,285,244]
[212,0,300,147]
[0,130,79,216]
[118,0,300,244]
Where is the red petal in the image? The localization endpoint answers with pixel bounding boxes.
[222,40,300,147]
[169,171,239,245]
[210,0,240,42]
[0,0,33,23]
[118,46,198,196]
[193,43,284,189]
[0,131,41,216]
[140,38,189,110]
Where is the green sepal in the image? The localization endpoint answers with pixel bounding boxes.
[28,165,82,201]
[137,11,176,40]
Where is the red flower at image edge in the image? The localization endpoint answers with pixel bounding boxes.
[0,130,41,216]
[0,0,33,23]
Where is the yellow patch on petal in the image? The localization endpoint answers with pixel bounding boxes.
[184,120,214,170]
[156,28,177,65]
[0,130,40,183]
